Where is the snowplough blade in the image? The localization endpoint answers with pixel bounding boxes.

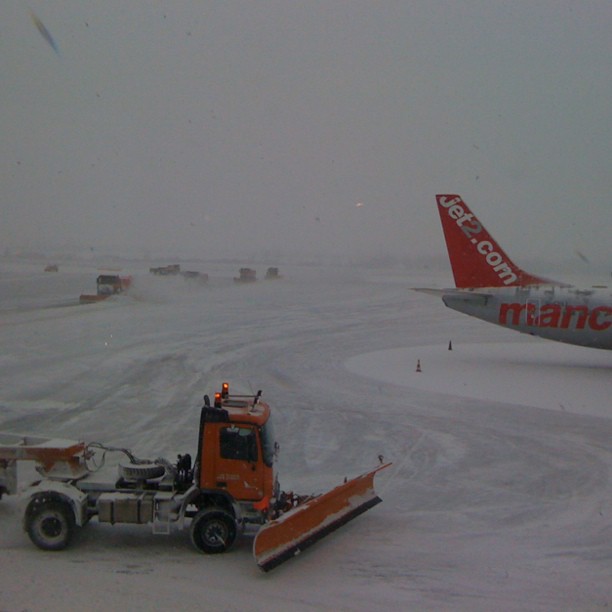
[79,294,109,304]
[254,463,391,572]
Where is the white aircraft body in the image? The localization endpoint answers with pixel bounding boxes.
[419,195,612,351]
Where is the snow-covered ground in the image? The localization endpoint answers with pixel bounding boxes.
[1,260,611,611]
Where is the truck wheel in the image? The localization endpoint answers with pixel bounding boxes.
[190,509,236,554]
[26,499,75,551]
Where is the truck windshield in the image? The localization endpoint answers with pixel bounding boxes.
[260,420,276,467]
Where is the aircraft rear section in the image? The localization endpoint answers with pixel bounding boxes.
[426,194,612,350]
[441,287,612,350]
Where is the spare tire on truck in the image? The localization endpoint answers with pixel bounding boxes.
[118,462,165,481]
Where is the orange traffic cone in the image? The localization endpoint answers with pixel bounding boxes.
[416,359,422,373]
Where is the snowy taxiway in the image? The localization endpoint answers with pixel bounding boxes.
[1,260,611,611]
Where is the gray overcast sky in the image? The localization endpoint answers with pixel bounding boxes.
[2,1,611,266]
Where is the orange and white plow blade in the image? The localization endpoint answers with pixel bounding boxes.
[254,463,391,572]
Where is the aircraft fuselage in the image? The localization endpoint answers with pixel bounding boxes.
[442,285,612,350]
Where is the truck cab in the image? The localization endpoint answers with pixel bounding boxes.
[96,275,130,296]
[196,384,277,507]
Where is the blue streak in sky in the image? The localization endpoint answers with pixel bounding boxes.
[30,10,60,56]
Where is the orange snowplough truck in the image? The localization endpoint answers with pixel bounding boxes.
[0,383,389,571]
[79,274,132,304]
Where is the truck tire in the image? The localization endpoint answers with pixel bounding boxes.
[118,463,165,481]
[190,509,236,554]
[26,499,75,551]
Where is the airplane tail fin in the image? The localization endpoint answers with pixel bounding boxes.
[436,195,549,288]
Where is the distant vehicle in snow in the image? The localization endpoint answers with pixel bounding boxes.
[79,274,132,304]
[149,264,181,275]
[265,267,282,280]
[234,268,257,283]
[416,194,612,350]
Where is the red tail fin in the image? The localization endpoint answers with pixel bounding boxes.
[436,195,548,288]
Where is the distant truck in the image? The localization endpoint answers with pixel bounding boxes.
[149,265,181,276]
[234,268,257,283]
[79,274,132,304]
[265,267,281,280]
